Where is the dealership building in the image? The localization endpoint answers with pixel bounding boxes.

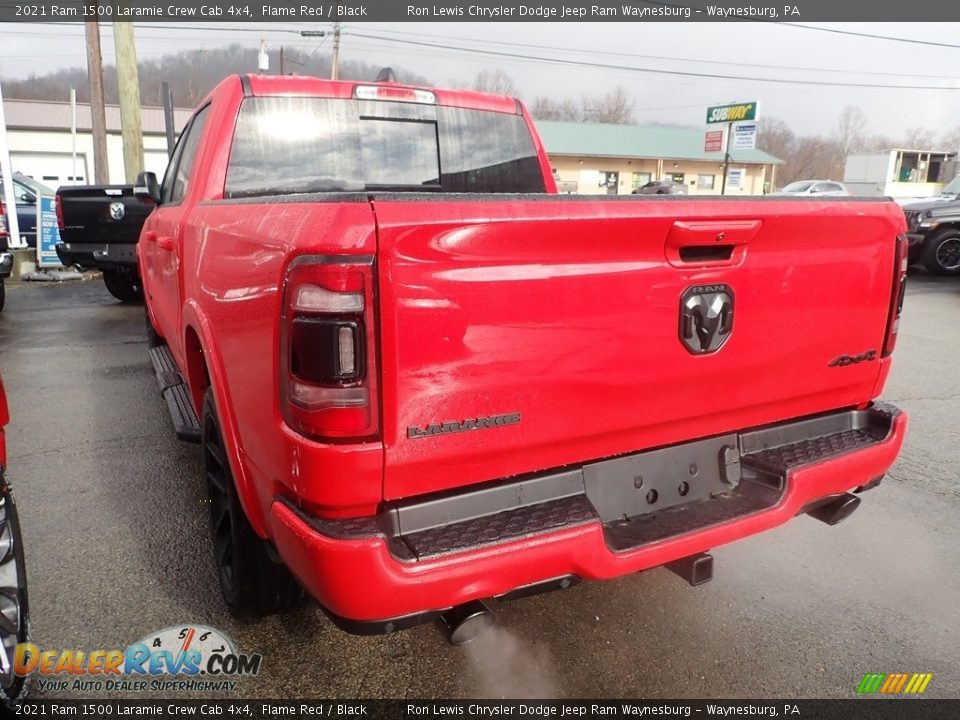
[537,120,782,195]
[1,98,190,186]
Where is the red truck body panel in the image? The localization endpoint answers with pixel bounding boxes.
[139,75,908,627]
[0,376,7,468]
[374,198,901,501]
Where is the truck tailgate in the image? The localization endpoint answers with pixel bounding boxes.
[373,195,905,501]
[56,185,149,246]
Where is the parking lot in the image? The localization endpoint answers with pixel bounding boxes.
[0,273,958,700]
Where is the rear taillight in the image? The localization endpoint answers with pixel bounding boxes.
[882,235,909,358]
[280,257,379,441]
[55,193,65,231]
[0,199,7,240]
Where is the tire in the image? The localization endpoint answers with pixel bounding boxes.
[921,229,960,276]
[0,280,5,314]
[102,270,144,303]
[202,389,305,618]
[0,485,30,709]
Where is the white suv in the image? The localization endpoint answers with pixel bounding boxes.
[773,180,850,197]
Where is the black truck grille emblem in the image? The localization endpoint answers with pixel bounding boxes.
[679,284,734,354]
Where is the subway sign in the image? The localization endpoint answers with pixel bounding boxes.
[706,102,758,124]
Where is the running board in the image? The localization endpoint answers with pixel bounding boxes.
[148,344,201,443]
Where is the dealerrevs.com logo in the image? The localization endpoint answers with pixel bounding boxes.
[14,625,262,693]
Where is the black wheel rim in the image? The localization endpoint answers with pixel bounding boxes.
[935,237,960,271]
[204,417,234,597]
[0,492,25,693]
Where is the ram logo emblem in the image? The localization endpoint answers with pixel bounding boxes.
[679,284,734,354]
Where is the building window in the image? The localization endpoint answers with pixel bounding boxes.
[670,173,685,184]
[697,174,715,190]
[631,172,651,189]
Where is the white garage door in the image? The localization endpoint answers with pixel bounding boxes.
[10,152,90,188]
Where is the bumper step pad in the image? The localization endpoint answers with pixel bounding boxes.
[148,344,201,443]
[367,404,901,559]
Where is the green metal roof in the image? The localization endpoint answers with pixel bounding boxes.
[535,120,783,165]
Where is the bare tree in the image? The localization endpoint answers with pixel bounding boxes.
[941,126,960,153]
[530,96,581,121]
[1,44,430,108]
[470,69,518,96]
[786,136,843,183]
[902,127,939,149]
[757,117,795,161]
[859,134,897,151]
[833,105,869,158]
[582,86,634,125]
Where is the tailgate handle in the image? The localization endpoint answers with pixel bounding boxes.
[666,220,761,267]
[678,245,734,263]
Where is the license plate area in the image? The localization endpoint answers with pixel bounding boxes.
[583,433,740,523]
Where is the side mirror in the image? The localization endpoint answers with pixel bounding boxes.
[20,193,36,204]
[134,171,161,204]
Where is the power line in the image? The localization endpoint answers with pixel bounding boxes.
[360,25,960,81]
[346,30,960,91]
[631,1,960,49]
[781,23,960,49]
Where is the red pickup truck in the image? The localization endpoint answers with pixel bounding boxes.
[137,75,908,642]
[0,376,29,705]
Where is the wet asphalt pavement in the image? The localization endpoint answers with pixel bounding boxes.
[0,272,957,700]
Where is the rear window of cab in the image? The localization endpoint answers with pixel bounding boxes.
[224,96,546,198]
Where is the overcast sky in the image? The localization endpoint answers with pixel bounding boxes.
[2,21,959,141]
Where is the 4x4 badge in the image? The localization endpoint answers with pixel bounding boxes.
[679,284,734,354]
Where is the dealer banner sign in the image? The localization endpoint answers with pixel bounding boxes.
[36,194,62,268]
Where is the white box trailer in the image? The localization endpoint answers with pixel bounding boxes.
[843,149,956,199]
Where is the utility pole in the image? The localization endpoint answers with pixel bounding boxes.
[113,21,144,183]
[720,121,732,195]
[258,39,269,73]
[84,16,109,184]
[161,81,175,158]
[330,22,342,80]
[0,79,24,248]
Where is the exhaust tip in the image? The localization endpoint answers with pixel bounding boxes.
[807,493,861,526]
[441,600,494,646]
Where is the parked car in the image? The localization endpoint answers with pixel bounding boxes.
[900,175,960,208]
[771,180,850,197]
[55,185,152,302]
[632,180,688,195]
[134,74,907,644]
[0,172,56,248]
[0,375,30,708]
[901,178,960,274]
[0,200,13,312]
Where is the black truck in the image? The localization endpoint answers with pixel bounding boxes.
[55,184,155,301]
[0,199,14,312]
[901,175,960,275]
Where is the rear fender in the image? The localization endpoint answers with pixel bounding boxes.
[181,298,267,537]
